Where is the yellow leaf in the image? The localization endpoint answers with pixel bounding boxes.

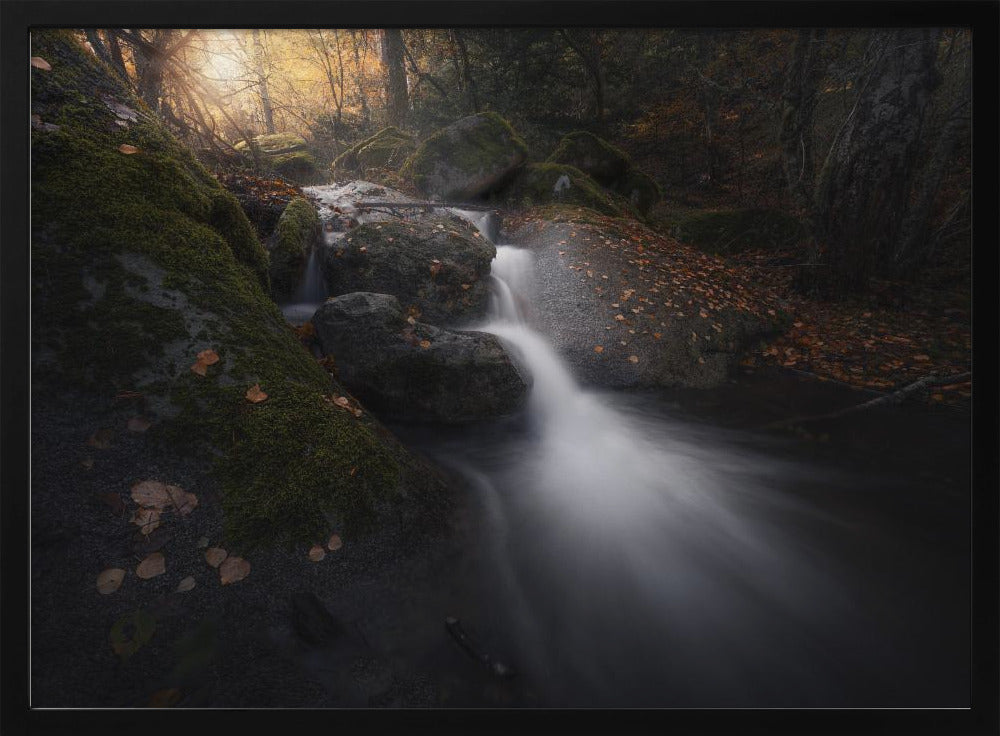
[136,552,166,580]
[308,545,326,562]
[30,56,51,71]
[219,556,250,585]
[97,568,126,595]
[245,384,268,403]
[118,144,140,155]
[205,547,228,568]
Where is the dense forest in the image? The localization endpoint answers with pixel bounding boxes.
[26,26,974,711]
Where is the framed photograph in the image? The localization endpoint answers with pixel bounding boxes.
[3,1,997,733]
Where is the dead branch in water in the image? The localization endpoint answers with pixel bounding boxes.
[353,200,498,212]
[763,371,971,429]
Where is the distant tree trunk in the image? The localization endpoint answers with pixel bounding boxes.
[808,29,941,293]
[779,29,826,213]
[132,30,172,113]
[251,29,276,134]
[381,29,409,127]
[452,30,480,114]
[349,31,372,126]
[695,32,720,184]
[559,29,607,124]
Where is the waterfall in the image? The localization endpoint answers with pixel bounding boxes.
[294,246,327,303]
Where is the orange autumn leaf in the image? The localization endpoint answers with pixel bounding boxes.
[593,345,604,354]
[327,534,343,551]
[419,339,431,349]
[136,552,166,580]
[190,360,208,377]
[245,384,268,403]
[118,144,140,154]
[131,480,171,509]
[219,556,250,585]
[197,349,220,365]
[205,548,228,568]
[30,56,52,71]
[97,568,126,595]
[308,545,326,562]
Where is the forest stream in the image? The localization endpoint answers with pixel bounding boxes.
[272,191,970,707]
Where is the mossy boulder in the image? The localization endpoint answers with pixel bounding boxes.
[323,217,495,325]
[402,113,528,200]
[314,292,528,423]
[30,30,446,547]
[268,197,320,298]
[500,163,630,218]
[670,209,806,255]
[235,133,324,185]
[547,131,630,185]
[612,170,661,217]
[332,127,416,176]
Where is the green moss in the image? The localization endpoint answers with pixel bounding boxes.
[402,112,528,199]
[269,197,319,297]
[234,132,307,154]
[501,163,631,218]
[31,30,440,547]
[670,209,806,254]
[547,131,630,185]
[269,150,322,184]
[332,127,415,175]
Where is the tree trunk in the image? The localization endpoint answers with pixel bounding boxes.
[559,29,606,124]
[779,29,826,212]
[809,29,941,293]
[381,29,409,127]
[452,30,480,114]
[251,29,276,134]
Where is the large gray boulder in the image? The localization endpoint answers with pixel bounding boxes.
[547,131,630,185]
[323,216,496,325]
[402,112,528,200]
[313,292,529,423]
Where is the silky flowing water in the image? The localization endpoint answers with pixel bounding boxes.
[283,191,968,708]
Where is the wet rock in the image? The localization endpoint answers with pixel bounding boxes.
[501,163,631,218]
[313,292,529,423]
[267,197,320,299]
[547,131,630,185]
[322,216,495,325]
[332,127,416,176]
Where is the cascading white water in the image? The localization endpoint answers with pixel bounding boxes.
[294,246,327,304]
[437,239,877,706]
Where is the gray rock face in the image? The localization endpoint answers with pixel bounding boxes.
[322,217,496,325]
[313,292,529,423]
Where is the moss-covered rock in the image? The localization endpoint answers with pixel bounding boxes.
[268,197,320,298]
[547,131,630,185]
[235,133,324,185]
[500,163,631,218]
[402,113,528,200]
[331,127,416,177]
[234,132,308,155]
[612,170,661,217]
[670,209,806,255]
[323,217,495,325]
[30,30,446,548]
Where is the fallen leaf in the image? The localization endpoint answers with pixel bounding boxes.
[628,355,640,364]
[219,556,250,585]
[913,354,930,362]
[118,144,140,154]
[245,384,268,403]
[97,568,126,595]
[308,545,326,562]
[148,688,182,708]
[110,609,156,661]
[190,360,208,377]
[419,339,431,349]
[205,548,228,568]
[131,480,171,509]
[131,507,162,535]
[136,552,166,579]
[87,428,114,449]
[197,349,220,365]
[30,56,51,71]
[593,345,604,354]
[127,416,152,433]
[176,576,196,593]
[327,534,343,551]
